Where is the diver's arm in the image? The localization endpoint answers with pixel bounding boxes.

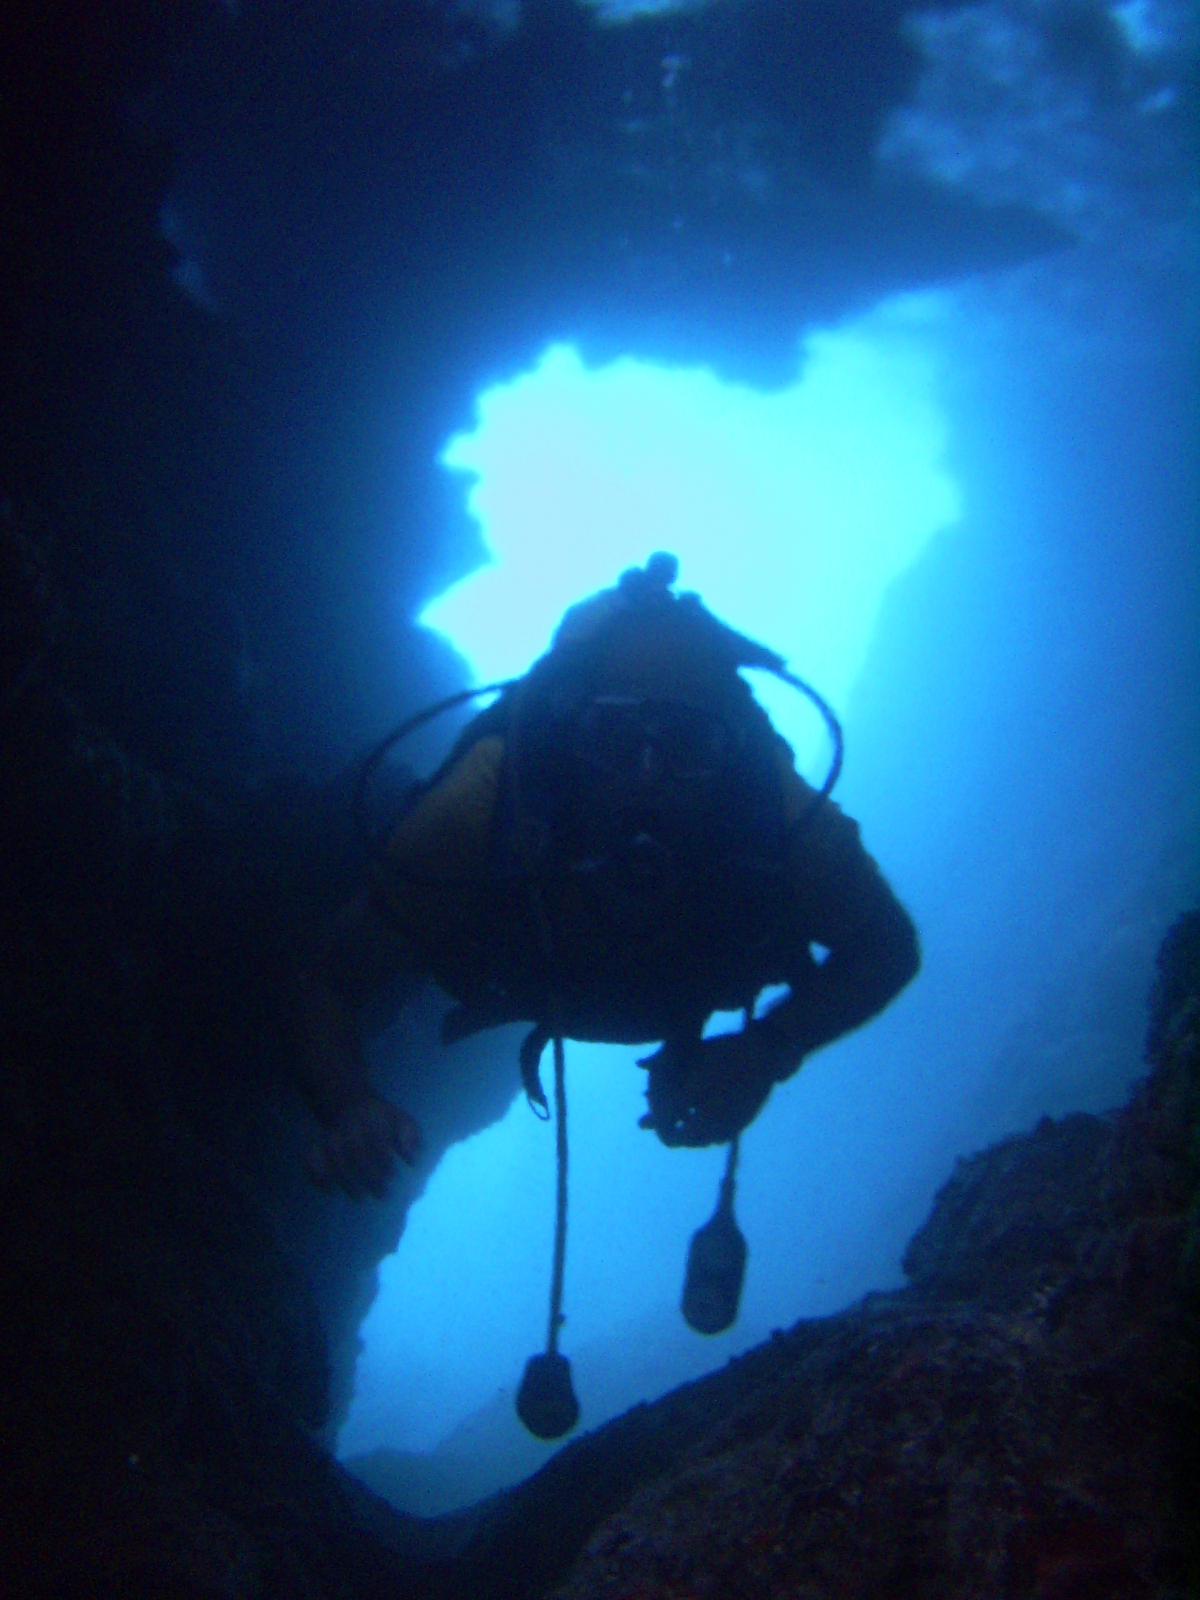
[295,734,503,1192]
[640,781,917,1147]
[294,969,370,1129]
[758,874,919,1072]
[294,892,422,1196]
[756,790,920,1077]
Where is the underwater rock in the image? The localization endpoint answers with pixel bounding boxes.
[900,1110,1116,1309]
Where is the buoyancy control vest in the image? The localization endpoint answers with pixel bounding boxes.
[358,555,843,1067]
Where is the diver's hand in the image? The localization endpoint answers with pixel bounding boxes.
[307,1092,422,1200]
[638,1027,792,1148]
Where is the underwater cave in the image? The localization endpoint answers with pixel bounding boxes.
[0,0,1196,1594]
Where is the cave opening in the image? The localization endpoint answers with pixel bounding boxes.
[338,295,962,1489]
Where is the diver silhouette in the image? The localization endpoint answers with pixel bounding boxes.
[293,555,919,1431]
[294,552,919,1200]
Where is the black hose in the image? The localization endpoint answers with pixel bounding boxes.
[718,1131,740,1216]
[771,667,844,828]
[352,678,517,868]
[547,1031,569,1355]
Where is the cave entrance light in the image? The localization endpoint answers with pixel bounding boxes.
[423,317,959,768]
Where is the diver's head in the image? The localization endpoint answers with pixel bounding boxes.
[531,553,778,907]
[560,599,758,894]
[566,689,733,903]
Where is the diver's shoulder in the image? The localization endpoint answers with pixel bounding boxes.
[774,745,860,844]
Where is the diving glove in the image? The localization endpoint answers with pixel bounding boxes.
[639,1025,792,1148]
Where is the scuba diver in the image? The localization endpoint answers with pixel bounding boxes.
[293,552,920,1200]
